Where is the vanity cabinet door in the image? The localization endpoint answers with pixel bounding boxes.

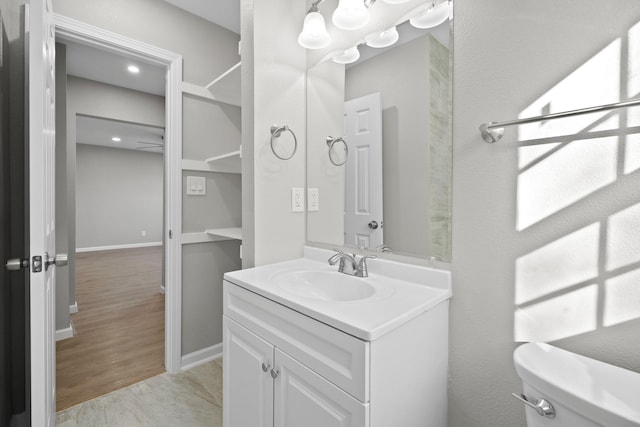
[274,349,368,427]
[223,317,274,427]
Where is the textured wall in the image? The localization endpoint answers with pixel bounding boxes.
[451,1,640,425]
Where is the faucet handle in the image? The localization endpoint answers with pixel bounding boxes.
[356,255,376,277]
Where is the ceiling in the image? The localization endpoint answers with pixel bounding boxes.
[165,0,240,34]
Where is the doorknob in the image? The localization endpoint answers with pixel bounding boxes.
[45,253,68,270]
[5,258,29,271]
[368,221,379,230]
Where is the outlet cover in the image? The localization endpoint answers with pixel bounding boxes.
[308,188,319,212]
[291,188,305,212]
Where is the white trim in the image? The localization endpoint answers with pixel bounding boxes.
[55,324,74,341]
[69,301,78,314]
[76,241,162,253]
[181,343,223,371]
[55,14,183,374]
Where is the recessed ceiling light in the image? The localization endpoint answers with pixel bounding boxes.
[127,65,140,74]
[112,137,121,142]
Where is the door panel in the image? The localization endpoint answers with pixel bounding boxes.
[223,317,274,427]
[344,93,383,249]
[274,349,368,427]
[27,0,56,424]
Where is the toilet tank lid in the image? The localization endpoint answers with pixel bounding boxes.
[513,342,640,426]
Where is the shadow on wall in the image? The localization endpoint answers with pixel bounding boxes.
[512,20,640,342]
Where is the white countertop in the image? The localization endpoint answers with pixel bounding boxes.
[223,247,452,341]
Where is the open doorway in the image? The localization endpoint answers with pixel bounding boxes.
[56,114,166,409]
[51,18,181,409]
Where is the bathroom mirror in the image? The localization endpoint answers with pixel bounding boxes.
[306,1,453,262]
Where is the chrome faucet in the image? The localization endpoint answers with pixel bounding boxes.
[328,249,376,278]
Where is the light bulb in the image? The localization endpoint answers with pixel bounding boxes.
[333,46,360,64]
[365,27,399,48]
[332,0,369,31]
[298,11,331,49]
[410,1,451,29]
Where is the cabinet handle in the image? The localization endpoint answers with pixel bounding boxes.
[270,368,279,379]
[261,362,270,373]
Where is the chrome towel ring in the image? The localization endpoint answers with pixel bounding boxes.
[326,136,348,166]
[270,124,297,160]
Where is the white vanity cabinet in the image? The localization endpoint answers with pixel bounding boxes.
[223,275,449,427]
[224,318,367,427]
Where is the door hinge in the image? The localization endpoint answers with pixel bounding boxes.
[32,255,43,273]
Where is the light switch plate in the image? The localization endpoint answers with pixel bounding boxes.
[187,176,206,195]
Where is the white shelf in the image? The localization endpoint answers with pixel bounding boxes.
[205,227,242,241]
[182,61,241,107]
[182,148,241,174]
[205,149,241,172]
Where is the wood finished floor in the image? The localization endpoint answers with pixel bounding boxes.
[56,246,165,411]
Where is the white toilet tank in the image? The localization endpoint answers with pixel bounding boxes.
[513,342,640,427]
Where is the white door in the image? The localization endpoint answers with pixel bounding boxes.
[223,317,274,427]
[274,349,367,427]
[27,0,57,424]
[343,93,383,250]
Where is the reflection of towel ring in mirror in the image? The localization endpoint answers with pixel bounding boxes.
[326,136,348,166]
[270,124,297,160]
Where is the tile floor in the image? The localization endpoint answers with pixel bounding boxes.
[56,358,223,427]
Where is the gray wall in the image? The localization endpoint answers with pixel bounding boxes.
[54,0,242,357]
[76,144,163,249]
[451,0,640,425]
[55,43,70,334]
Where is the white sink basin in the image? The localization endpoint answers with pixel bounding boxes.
[271,269,394,302]
[224,249,452,340]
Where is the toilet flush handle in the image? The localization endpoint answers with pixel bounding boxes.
[512,393,556,419]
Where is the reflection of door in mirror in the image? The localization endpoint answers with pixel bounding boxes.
[344,93,383,249]
[306,25,453,262]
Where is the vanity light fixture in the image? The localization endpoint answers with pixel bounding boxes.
[332,0,373,31]
[127,65,140,74]
[332,46,361,64]
[298,0,332,49]
[364,26,399,48]
[410,0,451,29]
[111,136,121,142]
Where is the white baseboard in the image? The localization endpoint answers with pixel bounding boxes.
[181,342,223,371]
[77,241,162,253]
[56,323,75,341]
[69,301,78,314]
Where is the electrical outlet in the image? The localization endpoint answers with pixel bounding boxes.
[308,188,319,212]
[141,230,146,237]
[291,188,305,212]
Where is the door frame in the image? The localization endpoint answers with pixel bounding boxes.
[54,15,184,373]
